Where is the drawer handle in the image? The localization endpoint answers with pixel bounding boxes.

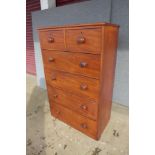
[55,110,61,116]
[80,84,88,90]
[77,36,85,44]
[80,105,88,110]
[53,94,58,99]
[80,62,88,68]
[80,123,87,129]
[51,74,56,80]
[63,50,69,52]
[48,37,54,43]
[48,57,55,62]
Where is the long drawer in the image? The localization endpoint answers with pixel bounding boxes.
[50,103,97,139]
[45,70,100,100]
[42,50,100,79]
[47,86,98,120]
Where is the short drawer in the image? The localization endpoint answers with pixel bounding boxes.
[45,70,99,100]
[42,50,101,79]
[47,86,98,120]
[66,28,102,54]
[39,30,65,50]
[50,103,97,139]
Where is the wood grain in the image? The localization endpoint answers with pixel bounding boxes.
[97,26,119,139]
[39,30,65,50]
[37,22,119,31]
[47,86,98,120]
[42,50,101,79]
[45,70,100,101]
[66,28,102,54]
[50,103,98,139]
[38,22,119,140]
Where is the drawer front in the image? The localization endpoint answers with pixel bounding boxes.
[39,30,65,50]
[47,86,98,120]
[66,28,101,54]
[51,103,97,138]
[42,50,101,79]
[45,70,99,100]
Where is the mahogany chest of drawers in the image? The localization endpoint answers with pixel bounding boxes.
[38,23,119,140]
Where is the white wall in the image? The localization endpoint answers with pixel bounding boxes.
[40,0,56,10]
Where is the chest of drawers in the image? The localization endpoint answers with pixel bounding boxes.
[38,23,119,140]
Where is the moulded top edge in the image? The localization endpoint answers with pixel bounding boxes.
[37,22,120,31]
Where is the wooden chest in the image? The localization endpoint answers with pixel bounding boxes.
[38,23,119,140]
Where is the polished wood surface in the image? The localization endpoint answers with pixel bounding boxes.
[38,22,119,30]
[65,28,101,54]
[39,30,65,50]
[97,26,119,139]
[38,22,119,140]
[47,86,98,120]
[42,50,101,78]
[45,70,99,100]
[51,103,97,139]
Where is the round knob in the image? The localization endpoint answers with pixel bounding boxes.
[48,37,54,43]
[51,74,56,80]
[80,123,87,129]
[77,36,85,44]
[55,110,60,115]
[48,57,55,62]
[80,84,88,90]
[80,62,88,68]
[53,94,58,99]
[80,105,87,110]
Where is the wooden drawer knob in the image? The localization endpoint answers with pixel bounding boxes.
[48,37,54,43]
[80,123,87,129]
[51,74,56,80]
[77,36,85,44]
[53,94,58,99]
[80,84,88,90]
[80,105,87,110]
[48,57,55,62]
[80,62,88,68]
[55,110,61,115]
